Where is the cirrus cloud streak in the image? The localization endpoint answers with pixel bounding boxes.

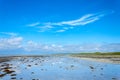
[27,10,114,32]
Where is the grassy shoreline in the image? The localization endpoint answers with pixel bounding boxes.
[70,52,120,58]
[70,52,120,63]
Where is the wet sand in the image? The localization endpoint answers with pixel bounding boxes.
[0,55,120,80]
[0,57,14,62]
[71,54,120,64]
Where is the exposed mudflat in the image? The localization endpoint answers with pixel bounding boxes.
[71,54,120,63]
[0,55,120,80]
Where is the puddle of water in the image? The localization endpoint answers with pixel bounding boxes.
[0,56,120,80]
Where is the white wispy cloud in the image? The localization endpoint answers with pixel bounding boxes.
[50,14,100,26]
[0,32,18,36]
[56,29,66,33]
[27,22,40,27]
[0,37,23,50]
[38,24,54,32]
[0,36,120,54]
[27,10,114,32]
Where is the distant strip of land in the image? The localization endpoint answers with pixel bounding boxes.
[70,52,120,58]
[70,52,120,63]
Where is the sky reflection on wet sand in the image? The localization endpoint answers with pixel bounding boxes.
[0,56,120,80]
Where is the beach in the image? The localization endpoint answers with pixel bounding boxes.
[0,55,120,80]
[70,54,120,64]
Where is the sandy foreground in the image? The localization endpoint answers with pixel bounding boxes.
[71,55,120,64]
[0,57,13,62]
[0,55,120,64]
[0,55,120,80]
[77,57,120,64]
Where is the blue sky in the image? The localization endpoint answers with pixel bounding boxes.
[0,0,120,55]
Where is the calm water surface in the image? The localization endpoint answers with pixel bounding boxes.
[0,56,120,80]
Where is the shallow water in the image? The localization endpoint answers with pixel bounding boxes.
[0,56,120,80]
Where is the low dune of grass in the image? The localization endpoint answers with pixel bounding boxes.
[70,52,120,58]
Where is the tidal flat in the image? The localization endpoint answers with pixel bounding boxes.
[0,55,120,80]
